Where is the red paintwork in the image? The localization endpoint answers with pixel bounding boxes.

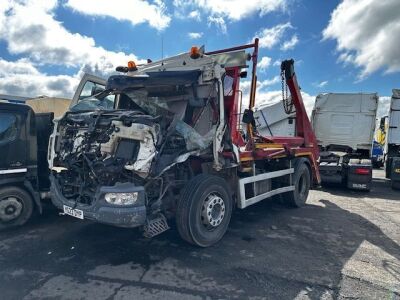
[211,39,321,184]
[224,67,246,147]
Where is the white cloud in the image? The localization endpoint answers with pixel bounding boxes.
[173,0,286,33]
[0,0,142,78]
[208,16,227,34]
[281,34,298,50]
[313,80,328,88]
[254,22,293,49]
[188,10,201,21]
[0,58,40,77]
[66,0,171,30]
[259,76,280,88]
[191,0,286,21]
[273,60,281,67]
[323,0,400,78]
[258,56,272,71]
[0,58,79,98]
[188,32,203,39]
[240,76,315,116]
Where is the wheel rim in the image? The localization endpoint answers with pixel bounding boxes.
[201,193,225,229]
[0,197,23,222]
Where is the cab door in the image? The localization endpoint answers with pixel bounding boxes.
[70,73,107,108]
[0,108,27,173]
[388,98,400,145]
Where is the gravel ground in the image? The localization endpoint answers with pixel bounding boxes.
[0,169,399,299]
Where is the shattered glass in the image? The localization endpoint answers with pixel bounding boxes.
[175,120,215,151]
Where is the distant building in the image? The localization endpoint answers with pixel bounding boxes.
[26,97,70,118]
[0,94,70,118]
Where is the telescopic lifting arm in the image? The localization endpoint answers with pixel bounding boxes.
[280,59,318,150]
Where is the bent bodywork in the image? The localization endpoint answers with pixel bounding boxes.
[48,52,240,228]
[48,42,320,246]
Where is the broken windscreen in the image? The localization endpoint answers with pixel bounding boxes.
[70,93,115,111]
[70,72,219,152]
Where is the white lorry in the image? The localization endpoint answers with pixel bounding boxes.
[384,89,400,189]
[254,101,296,137]
[311,93,378,191]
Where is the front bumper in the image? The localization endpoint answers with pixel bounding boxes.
[50,175,147,228]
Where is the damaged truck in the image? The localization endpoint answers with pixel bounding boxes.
[48,40,320,247]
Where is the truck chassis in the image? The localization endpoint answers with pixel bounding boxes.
[49,40,320,246]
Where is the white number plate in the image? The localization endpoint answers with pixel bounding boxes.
[63,205,84,219]
[352,183,367,189]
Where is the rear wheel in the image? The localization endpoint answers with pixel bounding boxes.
[286,162,311,208]
[0,187,33,230]
[176,174,233,247]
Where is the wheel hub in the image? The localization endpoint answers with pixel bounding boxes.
[0,197,23,222]
[201,194,225,228]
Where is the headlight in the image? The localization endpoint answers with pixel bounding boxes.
[104,192,138,205]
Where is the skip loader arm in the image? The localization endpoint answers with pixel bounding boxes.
[281,59,321,184]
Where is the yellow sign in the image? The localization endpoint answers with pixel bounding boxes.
[395,168,400,173]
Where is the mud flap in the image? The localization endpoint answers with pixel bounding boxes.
[24,180,42,214]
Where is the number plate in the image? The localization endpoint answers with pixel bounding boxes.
[63,205,84,219]
[352,183,367,189]
[395,168,400,173]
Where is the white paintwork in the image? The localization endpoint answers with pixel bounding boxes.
[48,73,106,170]
[71,73,106,107]
[254,101,296,137]
[388,89,400,145]
[311,93,378,151]
[0,168,27,175]
[238,168,294,209]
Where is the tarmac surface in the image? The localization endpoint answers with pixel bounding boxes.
[0,169,399,299]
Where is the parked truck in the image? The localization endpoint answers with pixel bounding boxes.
[384,89,400,190]
[253,101,296,137]
[0,80,106,229]
[0,102,53,229]
[48,40,320,247]
[311,93,378,191]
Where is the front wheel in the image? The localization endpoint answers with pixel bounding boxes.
[176,174,233,247]
[286,161,311,208]
[0,186,34,230]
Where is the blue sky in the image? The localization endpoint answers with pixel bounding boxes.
[0,0,399,114]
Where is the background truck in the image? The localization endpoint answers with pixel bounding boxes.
[253,101,296,137]
[311,93,378,191]
[384,89,400,190]
[372,141,385,168]
[48,39,320,247]
[0,75,106,229]
[0,102,53,229]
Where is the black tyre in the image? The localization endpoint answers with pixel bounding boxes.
[286,162,311,208]
[176,174,233,247]
[385,160,391,179]
[392,180,400,190]
[0,186,34,230]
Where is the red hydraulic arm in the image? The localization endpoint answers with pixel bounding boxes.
[205,40,320,184]
[280,59,320,184]
[280,59,318,150]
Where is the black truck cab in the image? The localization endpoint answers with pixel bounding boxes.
[0,102,53,229]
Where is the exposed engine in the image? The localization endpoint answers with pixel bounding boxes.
[52,110,162,205]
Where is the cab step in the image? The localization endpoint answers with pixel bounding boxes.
[143,214,169,238]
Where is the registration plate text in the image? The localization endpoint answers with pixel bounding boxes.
[63,205,84,219]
